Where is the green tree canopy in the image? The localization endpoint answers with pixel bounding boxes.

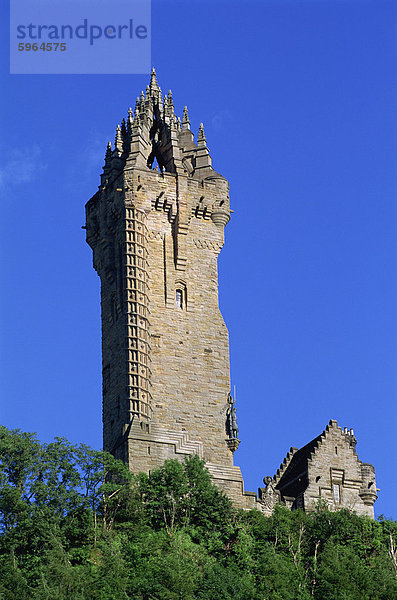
[0,426,396,600]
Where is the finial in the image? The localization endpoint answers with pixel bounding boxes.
[177,116,181,131]
[105,141,112,160]
[150,67,158,90]
[103,141,112,172]
[128,107,133,124]
[182,106,190,131]
[115,124,123,152]
[121,118,127,138]
[197,122,207,145]
[167,89,174,109]
[140,90,145,104]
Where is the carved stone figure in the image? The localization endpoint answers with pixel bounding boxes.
[226,395,239,439]
[260,476,279,511]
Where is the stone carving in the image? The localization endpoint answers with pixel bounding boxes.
[226,393,239,440]
[193,239,223,252]
[260,477,280,511]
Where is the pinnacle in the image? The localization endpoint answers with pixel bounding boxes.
[105,141,112,159]
[197,122,207,145]
[115,124,123,151]
[182,106,190,131]
[127,108,134,133]
[150,67,158,90]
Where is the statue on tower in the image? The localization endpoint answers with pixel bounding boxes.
[226,393,240,452]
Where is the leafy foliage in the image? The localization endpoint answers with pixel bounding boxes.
[0,426,396,599]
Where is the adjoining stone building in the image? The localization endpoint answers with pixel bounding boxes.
[260,420,377,518]
[85,70,377,517]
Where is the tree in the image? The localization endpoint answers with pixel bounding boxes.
[0,426,396,600]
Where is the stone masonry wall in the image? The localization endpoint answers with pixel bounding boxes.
[304,421,376,518]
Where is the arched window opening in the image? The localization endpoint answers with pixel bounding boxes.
[150,155,160,172]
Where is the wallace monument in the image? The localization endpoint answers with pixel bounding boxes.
[85,70,377,517]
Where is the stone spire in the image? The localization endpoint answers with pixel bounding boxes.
[105,140,112,162]
[114,124,123,154]
[166,90,175,121]
[127,107,134,132]
[150,67,158,92]
[182,106,190,131]
[195,123,212,172]
[197,123,207,146]
[121,118,127,140]
[102,141,112,178]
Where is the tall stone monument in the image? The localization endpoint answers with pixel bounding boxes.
[85,70,377,517]
[85,69,255,508]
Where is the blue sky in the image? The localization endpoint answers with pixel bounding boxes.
[1,0,396,518]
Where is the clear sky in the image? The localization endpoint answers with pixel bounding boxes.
[1,0,396,518]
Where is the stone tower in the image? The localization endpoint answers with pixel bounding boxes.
[85,70,255,507]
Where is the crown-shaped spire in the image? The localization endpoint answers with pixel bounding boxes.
[99,70,220,178]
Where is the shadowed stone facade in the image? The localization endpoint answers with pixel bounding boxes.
[85,70,377,516]
[260,420,377,518]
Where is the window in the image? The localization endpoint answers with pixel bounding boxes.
[333,484,340,503]
[176,289,183,309]
[175,282,187,310]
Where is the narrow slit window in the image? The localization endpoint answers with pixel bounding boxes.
[333,484,340,503]
[176,289,183,309]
